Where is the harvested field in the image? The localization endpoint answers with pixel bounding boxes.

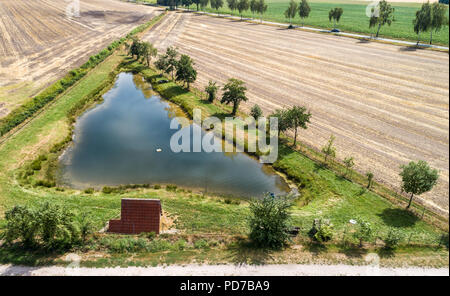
[0,0,160,116]
[143,12,449,213]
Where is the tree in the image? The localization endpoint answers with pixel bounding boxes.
[343,156,354,178]
[237,0,250,20]
[384,228,403,250]
[182,0,193,10]
[430,2,449,44]
[286,105,311,146]
[298,0,311,27]
[155,54,168,74]
[129,37,142,59]
[250,0,258,18]
[165,46,179,80]
[353,218,373,247]
[270,109,290,137]
[221,78,248,115]
[250,104,263,119]
[257,0,268,23]
[328,7,343,30]
[366,171,374,189]
[193,0,200,10]
[205,80,218,102]
[175,54,197,88]
[400,160,438,209]
[211,0,224,15]
[140,42,158,66]
[321,134,336,163]
[227,0,238,15]
[200,0,209,10]
[413,1,432,45]
[369,0,395,38]
[248,194,292,249]
[284,0,298,26]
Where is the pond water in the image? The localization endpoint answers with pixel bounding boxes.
[59,72,290,197]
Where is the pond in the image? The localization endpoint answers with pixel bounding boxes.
[59,72,290,198]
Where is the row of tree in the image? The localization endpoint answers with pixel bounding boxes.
[154,47,198,88]
[413,1,448,44]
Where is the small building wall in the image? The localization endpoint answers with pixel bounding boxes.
[108,198,161,234]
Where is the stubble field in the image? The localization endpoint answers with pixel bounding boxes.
[143,11,449,213]
[0,0,160,117]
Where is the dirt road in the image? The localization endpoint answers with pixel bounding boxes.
[0,0,161,116]
[143,12,449,213]
[0,263,448,276]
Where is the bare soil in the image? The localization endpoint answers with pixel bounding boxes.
[143,12,449,213]
[0,0,160,115]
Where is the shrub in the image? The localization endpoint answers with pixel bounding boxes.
[3,203,82,249]
[173,239,187,251]
[153,184,161,189]
[30,160,42,171]
[309,219,334,243]
[165,184,178,191]
[248,194,292,249]
[384,228,403,249]
[35,180,56,187]
[353,217,374,247]
[194,239,209,249]
[102,186,113,194]
[84,188,94,194]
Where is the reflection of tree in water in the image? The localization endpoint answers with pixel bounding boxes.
[132,74,153,99]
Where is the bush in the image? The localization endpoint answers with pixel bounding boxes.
[30,160,42,171]
[384,228,403,249]
[84,188,94,194]
[248,194,292,249]
[102,186,114,194]
[250,104,263,119]
[353,217,374,247]
[153,184,161,189]
[309,219,334,243]
[194,239,209,249]
[165,184,178,191]
[3,203,82,249]
[35,180,56,187]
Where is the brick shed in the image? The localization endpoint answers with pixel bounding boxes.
[108,198,162,234]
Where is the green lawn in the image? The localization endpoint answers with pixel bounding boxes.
[180,0,449,46]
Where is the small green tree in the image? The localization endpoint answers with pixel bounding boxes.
[309,219,334,243]
[366,171,374,189]
[211,0,224,15]
[270,109,290,137]
[257,0,268,23]
[175,54,197,88]
[286,105,311,146]
[3,205,39,247]
[237,0,250,19]
[205,80,218,102]
[200,0,209,10]
[400,160,438,209]
[384,228,403,249]
[321,134,336,163]
[155,54,168,74]
[250,104,263,119]
[413,1,432,45]
[328,7,343,30]
[227,0,238,15]
[343,156,355,178]
[430,2,449,44]
[250,0,258,18]
[221,78,248,115]
[353,218,373,247]
[248,194,292,249]
[284,0,298,26]
[182,0,193,10]
[166,47,179,80]
[298,0,311,27]
[369,0,395,38]
[140,42,158,66]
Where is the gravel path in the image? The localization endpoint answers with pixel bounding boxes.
[0,263,448,276]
